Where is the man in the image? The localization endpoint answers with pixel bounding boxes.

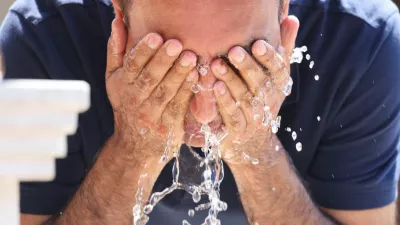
[1,0,399,224]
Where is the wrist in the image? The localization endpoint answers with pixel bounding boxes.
[107,132,166,170]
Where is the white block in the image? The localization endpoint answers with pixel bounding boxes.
[0,178,18,225]
[0,79,90,225]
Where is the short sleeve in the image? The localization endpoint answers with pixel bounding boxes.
[0,11,86,215]
[307,13,400,210]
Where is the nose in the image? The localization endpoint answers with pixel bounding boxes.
[189,69,218,123]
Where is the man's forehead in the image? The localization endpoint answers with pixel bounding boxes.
[129,0,279,60]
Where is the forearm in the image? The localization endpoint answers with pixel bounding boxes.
[53,134,164,225]
[228,135,337,225]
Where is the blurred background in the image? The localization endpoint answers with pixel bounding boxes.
[1,0,400,23]
[0,0,13,23]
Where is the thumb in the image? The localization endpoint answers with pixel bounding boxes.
[106,17,127,79]
[280,15,300,60]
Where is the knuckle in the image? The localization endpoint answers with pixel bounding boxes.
[168,66,187,84]
[151,84,169,105]
[165,100,185,120]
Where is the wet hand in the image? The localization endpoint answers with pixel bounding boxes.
[106,17,198,162]
[210,16,299,165]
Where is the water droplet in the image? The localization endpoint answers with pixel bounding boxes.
[290,48,304,64]
[143,204,153,215]
[306,54,311,60]
[266,81,272,88]
[235,101,241,107]
[183,220,191,225]
[253,114,260,120]
[340,124,343,128]
[296,142,302,152]
[276,116,281,128]
[382,104,386,108]
[272,187,276,192]
[191,84,200,93]
[203,169,212,180]
[374,138,377,143]
[264,106,270,111]
[300,128,302,131]
[192,191,201,203]
[292,131,297,141]
[309,61,314,69]
[317,116,321,121]
[188,209,195,217]
[282,78,293,96]
[314,75,319,81]
[275,145,280,151]
[332,174,335,178]
[197,61,210,76]
[251,158,259,165]
[271,120,279,134]
[373,80,375,84]
[140,128,147,135]
[242,151,251,161]
[301,46,308,52]
[286,127,292,132]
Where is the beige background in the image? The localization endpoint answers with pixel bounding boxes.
[1,0,14,24]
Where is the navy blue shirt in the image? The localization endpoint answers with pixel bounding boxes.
[1,0,400,223]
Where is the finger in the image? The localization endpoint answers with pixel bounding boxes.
[123,33,163,83]
[280,15,300,60]
[227,46,267,95]
[252,40,287,76]
[134,39,183,103]
[141,51,197,121]
[213,81,246,135]
[211,58,255,123]
[162,69,199,134]
[106,17,127,78]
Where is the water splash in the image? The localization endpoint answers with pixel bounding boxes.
[296,142,302,152]
[309,61,314,69]
[133,45,315,224]
[291,131,297,141]
[140,128,147,135]
[314,75,319,81]
[197,60,210,76]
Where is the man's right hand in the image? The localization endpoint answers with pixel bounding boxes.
[105,16,198,163]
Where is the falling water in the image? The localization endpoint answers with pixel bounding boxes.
[133,44,312,224]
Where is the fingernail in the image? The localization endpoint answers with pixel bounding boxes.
[218,62,227,74]
[254,41,267,56]
[186,70,197,82]
[166,40,182,57]
[214,82,226,95]
[147,34,161,49]
[180,53,195,67]
[230,47,245,64]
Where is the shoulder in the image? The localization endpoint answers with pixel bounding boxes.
[290,0,399,28]
[7,0,111,25]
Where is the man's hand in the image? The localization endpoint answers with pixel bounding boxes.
[210,16,297,165]
[106,16,198,163]
[46,16,199,225]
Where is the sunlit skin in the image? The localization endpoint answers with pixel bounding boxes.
[18,0,397,224]
[125,0,281,147]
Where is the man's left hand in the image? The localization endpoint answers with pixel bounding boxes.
[210,16,299,165]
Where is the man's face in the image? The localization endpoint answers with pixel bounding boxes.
[125,0,282,147]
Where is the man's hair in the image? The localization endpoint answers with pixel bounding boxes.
[118,0,285,19]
